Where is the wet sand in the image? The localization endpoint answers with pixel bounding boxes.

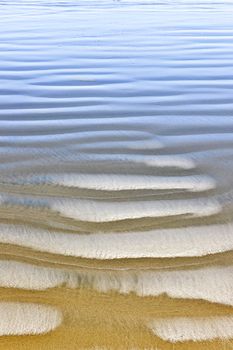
[1,0,233,348]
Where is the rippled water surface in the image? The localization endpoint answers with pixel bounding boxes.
[1,0,233,349]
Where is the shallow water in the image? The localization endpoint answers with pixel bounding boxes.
[0,0,233,349]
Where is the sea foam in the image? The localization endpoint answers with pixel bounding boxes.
[149,316,233,342]
[0,302,62,336]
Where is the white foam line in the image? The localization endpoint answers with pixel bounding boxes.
[149,316,233,342]
[51,197,221,222]
[0,149,195,169]
[0,138,164,155]
[0,222,232,259]
[19,173,215,192]
[1,260,233,307]
[0,194,221,222]
[0,302,62,336]
[91,266,233,306]
[0,260,67,290]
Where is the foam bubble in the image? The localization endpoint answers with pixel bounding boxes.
[34,173,216,192]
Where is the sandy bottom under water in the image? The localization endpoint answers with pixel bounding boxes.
[1,0,233,348]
